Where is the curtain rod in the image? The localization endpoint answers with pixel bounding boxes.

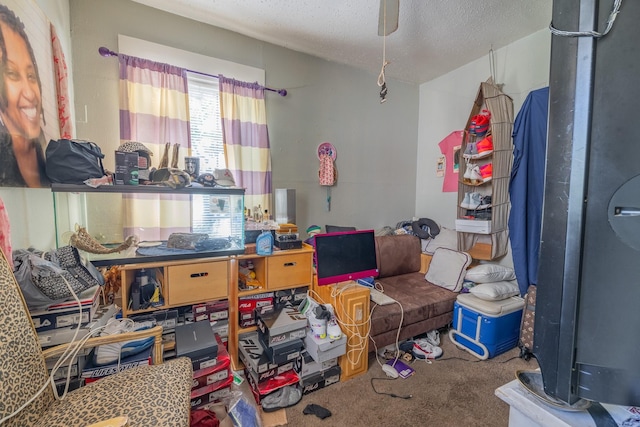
[98,46,287,96]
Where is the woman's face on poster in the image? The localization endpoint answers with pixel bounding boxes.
[1,22,42,140]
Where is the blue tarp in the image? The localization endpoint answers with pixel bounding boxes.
[508,87,549,296]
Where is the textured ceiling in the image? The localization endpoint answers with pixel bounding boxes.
[131,0,553,84]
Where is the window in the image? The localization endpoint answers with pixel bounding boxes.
[186,73,236,236]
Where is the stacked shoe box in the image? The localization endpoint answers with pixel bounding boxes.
[299,332,345,394]
[192,300,229,347]
[131,308,179,359]
[238,292,274,328]
[239,308,304,399]
[190,334,233,409]
[176,320,219,371]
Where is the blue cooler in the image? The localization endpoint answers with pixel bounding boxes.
[448,293,524,360]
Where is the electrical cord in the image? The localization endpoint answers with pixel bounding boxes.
[370,377,412,399]
[549,0,623,38]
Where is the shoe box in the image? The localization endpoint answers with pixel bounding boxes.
[300,365,341,396]
[238,332,296,381]
[273,287,308,310]
[191,335,230,390]
[246,366,299,405]
[257,331,304,365]
[450,293,524,359]
[190,376,233,409]
[455,219,492,234]
[192,300,229,322]
[38,304,119,348]
[238,293,274,327]
[31,285,101,332]
[175,320,219,371]
[303,331,347,363]
[256,306,307,346]
[294,350,338,378]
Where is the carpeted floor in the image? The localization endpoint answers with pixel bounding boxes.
[284,328,539,426]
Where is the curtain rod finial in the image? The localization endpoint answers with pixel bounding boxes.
[98,46,115,57]
[278,89,287,96]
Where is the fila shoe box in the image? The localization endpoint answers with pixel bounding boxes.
[300,365,341,395]
[294,350,338,378]
[256,306,307,346]
[191,335,230,390]
[449,293,524,359]
[238,332,296,382]
[238,293,273,327]
[176,321,218,371]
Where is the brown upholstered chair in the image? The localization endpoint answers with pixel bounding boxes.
[0,249,193,426]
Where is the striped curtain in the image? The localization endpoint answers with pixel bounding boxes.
[218,76,272,216]
[119,54,191,241]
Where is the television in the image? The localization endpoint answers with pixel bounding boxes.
[314,229,379,286]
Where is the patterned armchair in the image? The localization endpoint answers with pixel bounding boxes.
[0,249,193,426]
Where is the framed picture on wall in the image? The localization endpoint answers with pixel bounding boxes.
[0,0,60,188]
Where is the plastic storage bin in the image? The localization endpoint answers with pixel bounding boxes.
[449,293,524,360]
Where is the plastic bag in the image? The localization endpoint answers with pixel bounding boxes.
[227,391,262,427]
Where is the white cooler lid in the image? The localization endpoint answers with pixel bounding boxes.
[456,293,524,316]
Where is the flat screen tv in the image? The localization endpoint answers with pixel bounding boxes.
[314,229,379,286]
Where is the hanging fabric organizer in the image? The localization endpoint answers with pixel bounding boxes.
[317,142,337,211]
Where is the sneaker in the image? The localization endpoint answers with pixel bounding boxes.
[94,318,155,365]
[463,142,478,159]
[327,316,342,339]
[475,135,493,158]
[460,192,471,209]
[470,110,491,136]
[425,329,440,346]
[468,165,484,182]
[470,193,492,210]
[479,163,492,182]
[463,162,476,180]
[412,338,443,359]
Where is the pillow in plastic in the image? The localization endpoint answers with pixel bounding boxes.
[469,280,520,301]
[425,247,472,292]
[465,263,516,283]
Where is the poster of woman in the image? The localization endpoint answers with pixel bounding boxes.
[0,0,59,188]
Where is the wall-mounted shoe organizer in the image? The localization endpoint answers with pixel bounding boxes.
[457,78,514,260]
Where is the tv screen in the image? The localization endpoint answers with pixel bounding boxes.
[314,229,379,286]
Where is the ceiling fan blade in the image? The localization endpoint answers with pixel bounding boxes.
[378,0,399,36]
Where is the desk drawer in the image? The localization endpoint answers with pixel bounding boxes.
[167,261,228,306]
[267,253,312,290]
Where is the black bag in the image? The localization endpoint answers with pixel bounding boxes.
[46,139,106,184]
[13,246,104,306]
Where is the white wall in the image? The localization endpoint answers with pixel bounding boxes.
[415,29,551,266]
[0,0,71,250]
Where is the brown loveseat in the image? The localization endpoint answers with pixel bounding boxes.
[368,234,458,351]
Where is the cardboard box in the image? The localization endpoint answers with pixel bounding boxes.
[114,151,139,185]
[294,350,338,378]
[256,307,308,346]
[455,219,492,234]
[303,332,347,364]
[131,309,179,330]
[246,368,299,405]
[176,321,218,370]
[258,332,303,365]
[274,287,308,310]
[300,365,341,395]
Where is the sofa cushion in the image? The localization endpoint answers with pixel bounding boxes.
[375,235,421,278]
[369,272,457,338]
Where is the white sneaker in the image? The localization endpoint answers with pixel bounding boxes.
[327,316,342,339]
[412,338,443,359]
[425,329,440,346]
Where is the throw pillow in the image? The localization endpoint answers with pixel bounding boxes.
[425,247,472,292]
[422,227,458,255]
[469,281,520,301]
[465,264,516,283]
